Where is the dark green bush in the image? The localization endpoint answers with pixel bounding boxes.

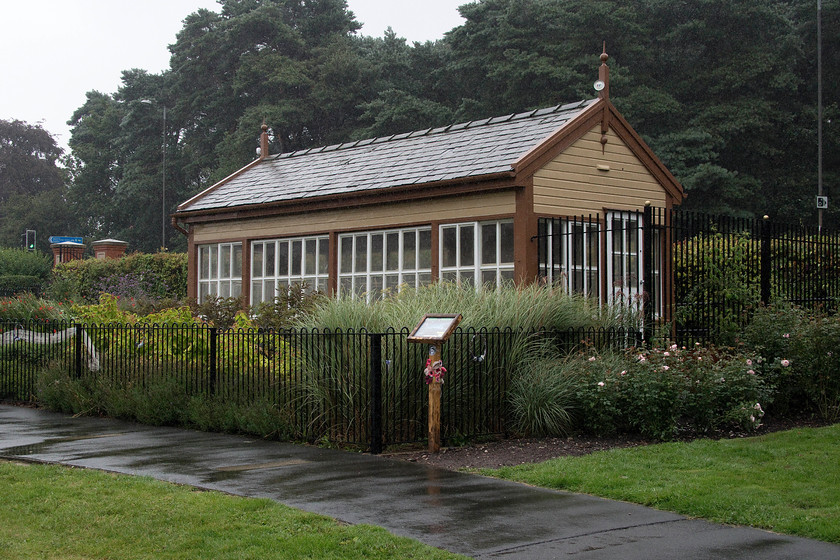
[744,305,840,422]
[565,345,770,440]
[0,275,43,297]
[51,252,187,304]
[0,247,52,280]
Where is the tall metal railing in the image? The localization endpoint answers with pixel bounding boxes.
[0,321,634,450]
[536,208,840,345]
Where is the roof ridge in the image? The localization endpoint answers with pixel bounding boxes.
[274,99,593,160]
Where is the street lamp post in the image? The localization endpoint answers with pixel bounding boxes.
[139,99,167,250]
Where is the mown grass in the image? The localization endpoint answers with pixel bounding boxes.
[481,424,840,543]
[0,461,464,560]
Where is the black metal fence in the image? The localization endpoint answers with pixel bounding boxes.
[0,320,635,450]
[537,208,840,345]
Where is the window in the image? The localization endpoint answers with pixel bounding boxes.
[251,236,329,305]
[338,227,432,300]
[607,211,642,304]
[440,220,514,288]
[198,242,242,302]
[538,218,600,299]
[605,211,662,317]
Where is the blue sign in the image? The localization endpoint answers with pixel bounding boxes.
[48,236,84,244]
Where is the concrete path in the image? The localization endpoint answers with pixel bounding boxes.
[1,404,837,559]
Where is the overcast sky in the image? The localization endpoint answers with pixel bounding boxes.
[0,0,466,152]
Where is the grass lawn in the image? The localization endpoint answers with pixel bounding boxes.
[481,424,840,543]
[0,461,465,560]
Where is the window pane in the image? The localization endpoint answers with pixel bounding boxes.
[340,237,352,274]
[612,219,623,254]
[291,241,302,276]
[339,276,352,296]
[221,245,231,278]
[220,282,230,297]
[460,226,474,266]
[352,236,366,273]
[442,227,457,267]
[481,224,497,265]
[403,231,416,270]
[199,282,209,301]
[354,277,367,297]
[199,247,210,279]
[264,280,275,302]
[252,244,264,278]
[370,234,384,272]
[231,280,242,298]
[305,239,317,275]
[278,241,289,276]
[628,221,638,253]
[418,272,432,286]
[232,244,242,277]
[460,270,474,286]
[442,270,457,283]
[419,229,431,269]
[500,222,514,263]
[482,270,497,287]
[251,281,262,304]
[265,242,275,277]
[370,275,383,299]
[208,246,218,279]
[404,274,416,288]
[386,233,399,270]
[385,274,399,291]
[318,238,329,274]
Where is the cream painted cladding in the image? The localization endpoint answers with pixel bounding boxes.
[533,127,667,217]
[192,190,516,244]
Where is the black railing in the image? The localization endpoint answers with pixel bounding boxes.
[0,321,635,450]
[536,209,840,345]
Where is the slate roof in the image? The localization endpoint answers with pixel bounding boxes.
[178,98,598,213]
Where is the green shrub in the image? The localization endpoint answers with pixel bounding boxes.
[0,275,43,297]
[0,247,51,279]
[745,305,840,422]
[509,354,578,437]
[51,252,187,305]
[566,344,770,440]
[0,293,72,322]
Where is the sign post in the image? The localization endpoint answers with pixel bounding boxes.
[407,313,462,453]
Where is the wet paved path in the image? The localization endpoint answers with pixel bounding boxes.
[1,405,838,559]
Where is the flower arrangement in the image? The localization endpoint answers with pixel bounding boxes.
[423,358,446,384]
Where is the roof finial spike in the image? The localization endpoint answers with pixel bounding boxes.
[259,120,269,160]
[598,43,609,101]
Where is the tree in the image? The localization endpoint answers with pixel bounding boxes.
[0,119,65,203]
[0,119,72,251]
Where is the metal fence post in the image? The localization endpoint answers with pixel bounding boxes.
[74,323,83,379]
[209,327,217,396]
[369,333,383,454]
[760,215,772,306]
[642,202,654,345]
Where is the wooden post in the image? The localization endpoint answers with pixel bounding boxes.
[428,344,442,453]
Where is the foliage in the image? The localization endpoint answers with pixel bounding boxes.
[52,252,188,305]
[250,283,326,330]
[0,293,72,322]
[0,247,52,279]
[673,228,761,344]
[743,305,840,422]
[568,344,770,440]
[0,119,72,254]
[19,0,829,256]
[509,349,579,437]
[486,424,840,544]
[190,295,246,330]
[295,282,616,332]
[0,275,43,297]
